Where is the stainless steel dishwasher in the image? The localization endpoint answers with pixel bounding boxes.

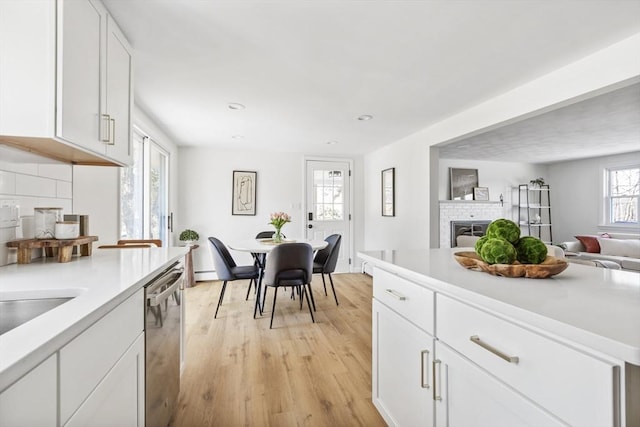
[145,262,184,427]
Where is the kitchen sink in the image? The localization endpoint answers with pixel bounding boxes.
[0,291,81,336]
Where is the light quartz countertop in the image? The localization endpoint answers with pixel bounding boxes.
[359,248,640,365]
[0,247,188,391]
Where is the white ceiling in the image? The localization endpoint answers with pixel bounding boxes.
[438,83,640,164]
[102,0,640,158]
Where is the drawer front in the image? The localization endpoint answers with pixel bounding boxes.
[60,289,144,424]
[373,267,434,334]
[437,294,618,427]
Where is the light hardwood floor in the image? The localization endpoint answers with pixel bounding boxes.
[170,273,387,427]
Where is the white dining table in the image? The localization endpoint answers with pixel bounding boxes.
[228,238,328,317]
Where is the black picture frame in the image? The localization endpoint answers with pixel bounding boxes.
[232,170,257,215]
[449,168,478,200]
[382,167,395,216]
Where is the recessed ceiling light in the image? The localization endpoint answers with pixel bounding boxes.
[326,140,338,145]
[357,114,373,121]
[232,135,244,140]
[228,103,245,110]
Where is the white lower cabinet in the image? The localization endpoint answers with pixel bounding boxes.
[60,289,144,425]
[373,300,434,426]
[0,354,57,427]
[433,341,564,427]
[65,333,144,427]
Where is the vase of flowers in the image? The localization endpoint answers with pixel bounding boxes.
[269,212,291,243]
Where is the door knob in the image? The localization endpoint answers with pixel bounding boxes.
[308,224,313,229]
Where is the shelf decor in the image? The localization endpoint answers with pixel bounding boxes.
[450,168,478,200]
[473,187,489,201]
[382,167,395,216]
[232,170,257,215]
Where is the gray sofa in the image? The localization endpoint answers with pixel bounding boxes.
[560,233,640,272]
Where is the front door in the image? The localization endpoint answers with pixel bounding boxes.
[305,159,351,272]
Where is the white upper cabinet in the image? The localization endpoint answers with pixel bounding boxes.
[104,14,133,164]
[0,0,132,166]
[56,0,103,153]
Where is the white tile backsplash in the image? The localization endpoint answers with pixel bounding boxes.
[16,174,56,197]
[0,154,74,266]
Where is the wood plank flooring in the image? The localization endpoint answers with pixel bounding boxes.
[169,273,386,427]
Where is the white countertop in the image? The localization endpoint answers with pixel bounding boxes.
[0,247,188,391]
[359,248,640,365]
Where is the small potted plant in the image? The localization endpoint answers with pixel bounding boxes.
[529,177,545,188]
[179,229,199,246]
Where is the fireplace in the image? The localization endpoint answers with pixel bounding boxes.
[450,220,491,247]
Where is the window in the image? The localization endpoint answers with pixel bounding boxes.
[120,128,169,242]
[604,165,639,226]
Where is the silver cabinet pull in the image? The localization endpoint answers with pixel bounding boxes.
[470,335,519,364]
[108,118,116,145]
[101,114,111,143]
[385,289,406,300]
[432,359,442,401]
[420,349,430,389]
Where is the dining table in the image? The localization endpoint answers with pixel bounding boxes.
[228,238,328,317]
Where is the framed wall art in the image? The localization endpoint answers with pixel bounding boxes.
[232,170,257,215]
[449,168,478,200]
[473,186,489,201]
[382,167,395,217]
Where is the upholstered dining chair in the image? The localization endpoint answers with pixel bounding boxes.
[208,237,260,318]
[312,234,342,305]
[245,231,286,301]
[262,243,314,329]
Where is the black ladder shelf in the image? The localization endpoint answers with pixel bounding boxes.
[518,184,553,244]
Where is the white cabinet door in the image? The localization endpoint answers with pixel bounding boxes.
[65,333,145,427]
[56,0,103,153]
[104,14,132,165]
[0,354,57,427]
[434,342,564,427]
[373,300,434,427]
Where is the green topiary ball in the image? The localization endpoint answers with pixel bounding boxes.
[515,236,548,264]
[479,238,517,265]
[486,218,521,244]
[474,235,489,254]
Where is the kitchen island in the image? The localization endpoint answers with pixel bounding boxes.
[0,247,187,425]
[360,248,640,427]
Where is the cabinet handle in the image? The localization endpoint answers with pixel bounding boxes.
[101,114,111,143]
[384,289,406,300]
[432,359,442,401]
[107,118,116,145]
[470,335,519,364]
[420,349,430,389]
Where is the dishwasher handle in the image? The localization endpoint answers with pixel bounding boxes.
[147,274,183,307]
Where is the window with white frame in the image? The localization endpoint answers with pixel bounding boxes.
[604,165,639,226]
[120,128,169,243]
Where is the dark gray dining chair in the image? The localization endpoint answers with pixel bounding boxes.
[245,231,286,301]
[313,234,342,305]
[208,237,260,318]
[262,243,314,329]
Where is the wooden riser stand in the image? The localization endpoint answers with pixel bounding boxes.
[6,236,98,264]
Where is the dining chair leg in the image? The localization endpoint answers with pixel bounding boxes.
[328,273,339,306]
[321,274,328,296]
[307,283,316,311]
[269,287,279,329]
[214,281,228,318]
[245,278,253,301]
[303,284,315,323]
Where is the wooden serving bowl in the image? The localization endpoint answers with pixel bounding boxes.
[453,251,569,279]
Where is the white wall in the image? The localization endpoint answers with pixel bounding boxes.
[548,151,640,243]
[363,33,640,252]
[177,147,363,279]
[438,158,548,205]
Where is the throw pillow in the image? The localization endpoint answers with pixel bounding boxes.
[574,235,601,253]
[598,238,640,258]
